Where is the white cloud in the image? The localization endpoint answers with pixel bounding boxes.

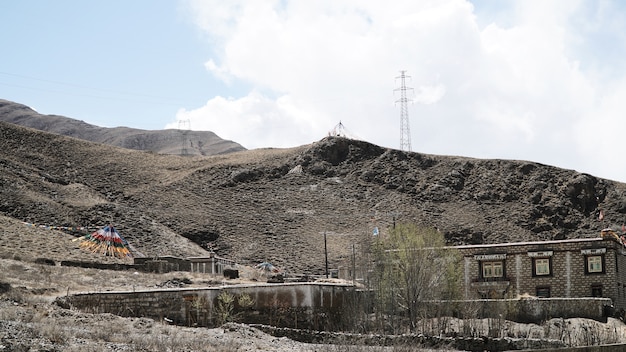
[176,0,626,182]
[415,84,446,105]
[167,91,319,148]
[574,78,626,182]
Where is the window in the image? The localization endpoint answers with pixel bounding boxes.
[592,284,603,297]
[536,287,551,298]
[482,261,504,278]
[587,255,604,274]
[533,258,551,276]
[582,248,606,274]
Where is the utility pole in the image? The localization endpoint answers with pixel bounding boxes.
[324,231,329,278]
[351,243,356,286]
[395,71,413,152]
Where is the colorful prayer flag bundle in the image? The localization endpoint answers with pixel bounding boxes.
[75,225,132,258]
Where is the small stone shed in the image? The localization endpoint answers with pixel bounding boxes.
[134,252,235,275]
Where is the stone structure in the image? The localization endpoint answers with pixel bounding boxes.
[337,234,626,321]
[457,235,626,312]
[134,252,235,275]
[428,297,611,323]
[188,254,235,275]
[57,282,356,330]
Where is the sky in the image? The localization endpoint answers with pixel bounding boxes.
[1,1,626,183]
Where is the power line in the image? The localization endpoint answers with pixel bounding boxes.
[0,71,191,107]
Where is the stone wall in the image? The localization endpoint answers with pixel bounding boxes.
[509,344,626,352]
[60,260,135,271]
[429,297,612,323]
[57,283,356,330]
[249,324,567,351]
[56,282,613,331]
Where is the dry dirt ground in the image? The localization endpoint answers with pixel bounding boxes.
[3,110,626,350]
[0,214,429,351]
[2,256,626,351]
[0,256,454,352]
[1,218,626,351]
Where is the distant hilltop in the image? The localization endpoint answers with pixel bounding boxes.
[0,99,245,156]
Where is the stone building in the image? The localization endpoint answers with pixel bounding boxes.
[134,252,235,275]
[457,232,626,310]
[338,231,626,310]
[188,253,235,275]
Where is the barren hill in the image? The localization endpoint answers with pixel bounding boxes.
[0,99,245,156]
[1,120,625,275]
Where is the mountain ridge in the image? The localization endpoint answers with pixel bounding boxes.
[1,105,625,274]
[0,99,245,156]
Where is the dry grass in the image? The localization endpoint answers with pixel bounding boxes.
[0,256,452,351]
[0,257,268,351]
[2,258,625,351]
[0,212,209,267]
[0,215,128,265]
[0,257,251,298]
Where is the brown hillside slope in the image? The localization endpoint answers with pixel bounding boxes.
[0,99,245,156]
[1,121,625,274]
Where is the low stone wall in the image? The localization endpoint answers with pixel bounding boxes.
[507,344,626,352]
[60,260,135,271]
[55,285,614,333]
[56,283,356,330]
[249,324,566,351]
[428,298,612,323]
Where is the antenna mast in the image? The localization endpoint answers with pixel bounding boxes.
[395,71,413,152]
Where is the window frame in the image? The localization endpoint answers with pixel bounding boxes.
[532,257,552,277]
[481,260,505,279]
[585,255,605,274]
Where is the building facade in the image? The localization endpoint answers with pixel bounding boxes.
[457,234,626,310]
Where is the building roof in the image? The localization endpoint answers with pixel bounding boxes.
[453,237,606,250]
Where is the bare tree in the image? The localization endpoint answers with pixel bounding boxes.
[371,223,462,332]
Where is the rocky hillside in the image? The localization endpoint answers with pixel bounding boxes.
[1,121,625,275]
[0,99,245,156]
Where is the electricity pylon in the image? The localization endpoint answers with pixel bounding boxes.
[394,71,413,152]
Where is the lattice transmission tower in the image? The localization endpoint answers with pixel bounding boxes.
[394,71,413,152]
[178,119,191,156]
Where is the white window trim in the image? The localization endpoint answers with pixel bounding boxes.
[588,255,603,273]
[535,258,550,276]
[482,261,504,278]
